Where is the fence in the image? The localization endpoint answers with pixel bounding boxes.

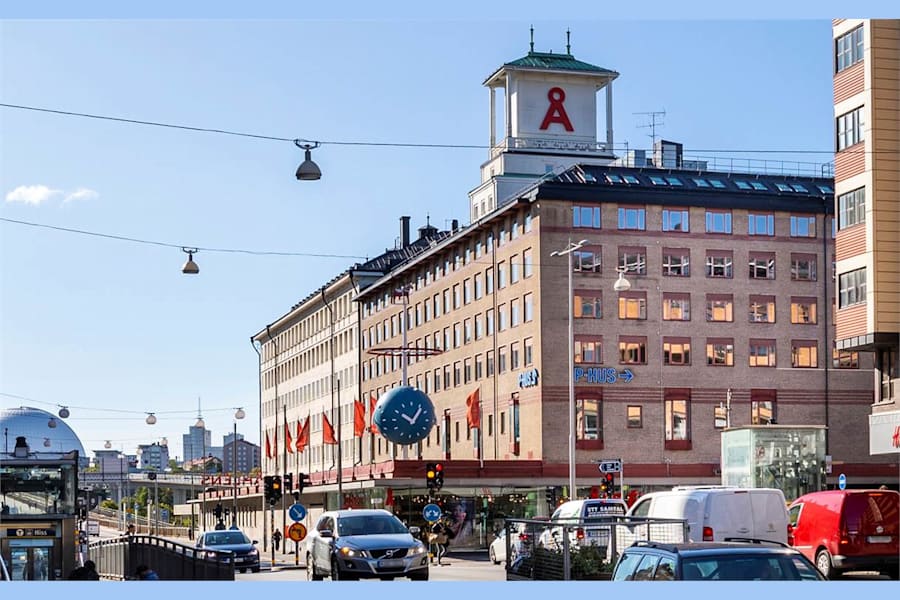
[503,516,688,581]
[88,534,234,581]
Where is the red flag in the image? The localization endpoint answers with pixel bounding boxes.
[284,422,294,454]
[369,395,379,434]
[323,413,337,445]
[466,388,481,429]
[354,400,366,438]
[296,416,310,453]
[265,431,272,459]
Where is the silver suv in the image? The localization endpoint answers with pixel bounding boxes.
[305,509,429,581]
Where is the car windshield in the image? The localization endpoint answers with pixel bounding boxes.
[337,515,408,536]
[682,554,823,581]
[206,532,250,546]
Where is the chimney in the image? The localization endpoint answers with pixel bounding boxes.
[451,219,459,232]
[400,216,411,248]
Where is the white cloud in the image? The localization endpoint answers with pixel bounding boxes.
[5,184,62,205]
[64,188,99,203]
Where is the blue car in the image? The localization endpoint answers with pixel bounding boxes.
[195,530,260,573]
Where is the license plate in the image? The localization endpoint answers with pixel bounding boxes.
[378,559,404,568]
[867,536,891,544]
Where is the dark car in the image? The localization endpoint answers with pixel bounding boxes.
[305,509,429,581]
[612,540,826,581]
[195,530,260,573]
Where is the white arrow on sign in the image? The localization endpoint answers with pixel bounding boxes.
[598,460,622,473]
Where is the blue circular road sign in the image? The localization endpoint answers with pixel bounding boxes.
[289,502,307,522]
[838,473,847,490]
[422,503,442,523]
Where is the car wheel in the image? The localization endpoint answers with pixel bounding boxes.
[408,570,429,581]
[489,547,498,564]
[379,575,395,581]
[307,553,323,581]
[239,568,246,573]
[330,557,357,581]
[251,566,260,573]
[815,549,836,579]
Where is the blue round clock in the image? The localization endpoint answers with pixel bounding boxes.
[373,386,436,444]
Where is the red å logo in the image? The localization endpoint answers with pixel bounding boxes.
[891,425,900,449]
[540,87,574,132]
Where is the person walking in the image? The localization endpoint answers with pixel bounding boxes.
[81,560,100,580]
[429,519,450,565]
[272,528,282,552]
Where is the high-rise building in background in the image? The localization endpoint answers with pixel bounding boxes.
[182,424,212,463]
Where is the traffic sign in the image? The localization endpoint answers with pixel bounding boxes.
[838,473,846,490]
[598,459,622,474]
[422,503,442,523]
[287,522,307,542]
[288,502,307,522]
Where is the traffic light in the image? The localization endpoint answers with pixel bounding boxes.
[426,462,437,492]
[600,472,614,496]
[433,462,444,491]
[263,475,274,501]
[284,472,294,493]
[271,475,283,505]
[298,472,311,493]
[545,486,557,507]
[214,502,223,519]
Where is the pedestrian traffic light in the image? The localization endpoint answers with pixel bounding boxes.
[298,472,311,493]
[433,462,444,491]
[425,462,437,492]
[270,475,283,505]
[284,472,293,493]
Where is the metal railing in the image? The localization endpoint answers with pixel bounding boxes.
[88,534,234,581]
[503,516,688,581]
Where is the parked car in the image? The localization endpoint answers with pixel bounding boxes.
[788,488,899,579]
[538,499,627,550]
[626,486,790,544]
[490,521,538,565]
[305,509,429,581]
[195,529,260,573]
[612,540,826,581]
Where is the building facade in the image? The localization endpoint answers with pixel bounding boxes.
[222,438,261,475]
[831,19,900,458]
[182,424,212,464]
[136,442,170,471]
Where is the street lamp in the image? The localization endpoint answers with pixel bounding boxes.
[294,140,322,181]
[550,239,589,499]
[232,407,246,527]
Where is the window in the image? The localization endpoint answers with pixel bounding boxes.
[486,350,494,377]
[619,337,647,364]
[454,361,462,386]
[706,295,734,322]
[524,337,534,366]
[618,207,646,230]
[709,179,727,189]
[464,358,472,384]
[524,293,534,322]
[705,211,732,234]
[749,340,777,367]
[706,339,735,366]
[749,253,775,279]
[838,188,866,229]
[474,313,483,340]
[443,365,451,389]
[838,268,866,308]
[791,340,818,368]
[510,298,521,327]
[523,248,534,278]
[623,174,640,185]
[574,249,601,273]
[836,25,864,72]
[833,348,859,369]
[453,322,461,348]
[791,297,818,324]
[618,292,647,320]
[837,107,864,150]
[715,405,728,429]
[464,318,473,343]
[575,337,602,364]
[510,342,520,370]
[498,346,507,374]
[706,253,733,278]
[573,206,602,228]
[662,209,690,232]
[663,338,691,365]
[790,216,816,238]
[662,249,690,277]
[663,293,691,321]
[510,254,520,284]
[486,308,495,334]
[791,254,817,281]
[498,303,507,331]
[627,406,642,428]
[735,180,752,190]
[575,293,602,318]
[748,213,774,236]
[474,273,483,300]
[619,247,647,275]
[665,398,690,441]
[649,175,666,186]
[524,211,533,232]
[749,295,776,323]
[576,398,601,441]
[475,354,483,380]
[497,262,507,289]
[485,267,494,294]
[751,397,777,425]
[443,289,451,314]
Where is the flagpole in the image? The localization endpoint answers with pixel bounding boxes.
[479,384,484,470]
[337,378,343,506]
[282,402,287,545]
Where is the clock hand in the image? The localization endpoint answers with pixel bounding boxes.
[408,407,423,424]
[400,413,416,424]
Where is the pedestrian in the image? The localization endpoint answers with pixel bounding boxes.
[81,560,100,580]
[272,528,282,552]
[125,523,135,536]
[134,564,159,580]
[428,519,450,565]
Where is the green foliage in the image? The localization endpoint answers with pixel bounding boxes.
[100,499,118,511]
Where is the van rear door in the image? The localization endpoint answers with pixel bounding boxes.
[841,491,899,558]
[706,490,753,541]
[748,490,789,543]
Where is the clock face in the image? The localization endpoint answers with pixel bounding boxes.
[373,386,436,444]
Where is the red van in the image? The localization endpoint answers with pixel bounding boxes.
[788,489,899,579]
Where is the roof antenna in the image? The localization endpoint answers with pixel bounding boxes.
[529,25,534,53]
[566,28,571,54]
[426,214,431,227]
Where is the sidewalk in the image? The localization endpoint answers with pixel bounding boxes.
[260,548,306,571]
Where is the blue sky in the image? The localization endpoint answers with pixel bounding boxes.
[0,15,842,462]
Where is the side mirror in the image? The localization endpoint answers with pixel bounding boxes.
[408,526,420,535]
[320,529,334,539]
[252,540,259,545]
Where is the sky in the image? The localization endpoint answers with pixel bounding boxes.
[0,10,848,464]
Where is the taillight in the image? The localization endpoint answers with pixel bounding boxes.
[787,524,794,546]
[518,533,529,542]
[576,528,585,540]
[702,526,714,541]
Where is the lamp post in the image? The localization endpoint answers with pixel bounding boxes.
[196,411,207,532]
[321,289,343,506]
[232,407,246,527]
[551,239,589,499]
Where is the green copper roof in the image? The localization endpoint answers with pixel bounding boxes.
[503,51,616,74]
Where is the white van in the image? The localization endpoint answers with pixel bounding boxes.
[539,499,628,549]
[626,486,789,544]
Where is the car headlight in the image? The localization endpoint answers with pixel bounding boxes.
[339,547,360,558]
[411,542,427,555]
[248,548,259,556]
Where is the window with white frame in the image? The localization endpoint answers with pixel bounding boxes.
[836,25,864,72]
[618,292,647,320]
[838,268,866,308]
[663,293,691,321]
[619,247,647,275]
[575,293,602,319]
[791,297,818,324]
[524,293,534,322]
[573,249,601,273]
[748,213,774,236]
[791,254,817,281]
[706,340,735,366]
[662,209,690,232]
[748,253,775,279]
[749,340,777,367]
[665,398,690,441]
[837,107,864,150]
[619,337,647,364]
[838,188,865,230]
[790,215,816,238]
[575,337,602,364]
[791,340,818,368]
[706,295,734,322]
[663,338,691,365]
[662,249,690,277]
[749,295,776,323]
[618,207,646,230]
[576,398,602,441]
[705,211,732,234]
[706,253,733,278]
[573,205,602,228]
